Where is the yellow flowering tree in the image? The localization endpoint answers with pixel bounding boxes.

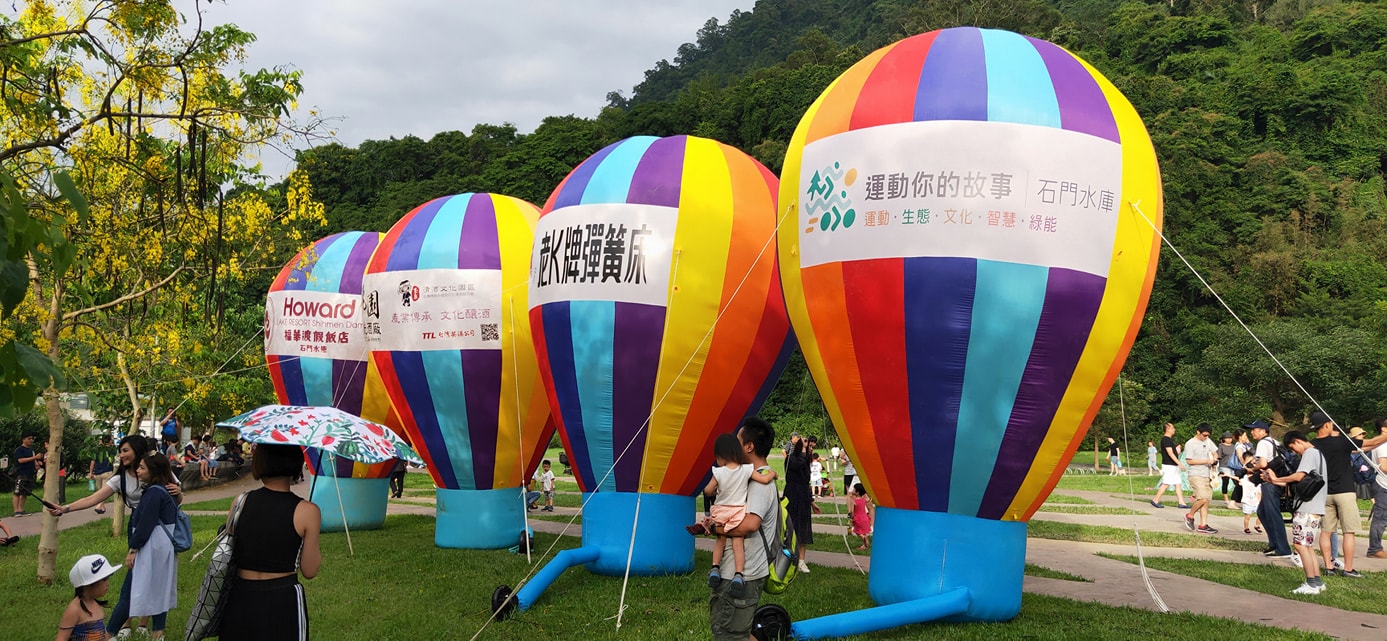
[2,0,326,583]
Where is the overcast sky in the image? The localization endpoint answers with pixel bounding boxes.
[201,0,755,177]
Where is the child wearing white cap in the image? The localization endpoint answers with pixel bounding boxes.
[57,554,121,640]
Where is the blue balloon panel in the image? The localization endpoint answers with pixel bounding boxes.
[312,477,389,532]
[581,492,695,576]
[436,487,527,549]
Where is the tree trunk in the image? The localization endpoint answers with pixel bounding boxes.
[1094,439,1100,473]
[113,352,141,538]
[118,350,142,432]
[35,284,64,584]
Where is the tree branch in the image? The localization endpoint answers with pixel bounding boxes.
[63,264,186,321]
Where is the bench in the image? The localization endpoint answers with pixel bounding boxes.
[177,460,250,490]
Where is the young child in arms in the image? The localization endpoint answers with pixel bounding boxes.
[698,433,776,597]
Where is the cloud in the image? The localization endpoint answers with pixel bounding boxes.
[204,0,752,175]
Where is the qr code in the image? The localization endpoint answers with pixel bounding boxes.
[481,323,499,341]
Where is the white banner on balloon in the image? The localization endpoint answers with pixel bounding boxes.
[528,203,678,309]
[265,290,365,361]
[797,120,1123,277]
[361,269,503,352]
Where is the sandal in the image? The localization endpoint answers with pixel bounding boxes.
[1244,528,1252,534]
[685,523,709,536]
[1255,526,1263,533]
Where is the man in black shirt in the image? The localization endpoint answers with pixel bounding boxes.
[1310,411,1387,577]
[1150,423,1188,508]
[1106,437,1123,475]
[11,433,43,516]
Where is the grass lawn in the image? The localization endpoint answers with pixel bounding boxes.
[1034,505,1144,515]
[1042,494,1095,505]
[1024,564,1091,582]
[1027,520,1267,552]
[179,496,234,512]
[0,514,1334,640]
[1054,473,1167,493]
[1102,554,1387,615]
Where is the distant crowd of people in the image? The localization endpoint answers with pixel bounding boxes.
[1143,413,1387,595]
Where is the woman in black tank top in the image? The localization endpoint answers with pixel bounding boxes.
[219,444,321,641]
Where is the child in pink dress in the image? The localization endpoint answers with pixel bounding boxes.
[699,433,776,597]
[850,483,874,550]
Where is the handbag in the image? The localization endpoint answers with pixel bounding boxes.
[185,491,249,641]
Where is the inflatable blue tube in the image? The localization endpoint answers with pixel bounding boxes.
[435,487,527,549]
[310,476,389,532]
[791,587,970,639]
[581,492,695,576]
[789,509,1025,638]
[516,546,601,610]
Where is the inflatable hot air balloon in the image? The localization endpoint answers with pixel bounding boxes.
[364,193,555,548]
[497,135,793,615]
[777,28,1162,637]
[265,231,406,531]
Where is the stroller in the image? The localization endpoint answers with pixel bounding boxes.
[558,452,572,475]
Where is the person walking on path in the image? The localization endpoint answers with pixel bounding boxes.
[1264,430,1329,595]
[1146,440,1159,475]
[849,482,873,550]
[1247,419,1294,559]
[1367,418,1387,559]
[1106,437,1123,475]
[1239,470,1262,534]
[1216,430,1240,504]
[1308,411,1387,577]
[219,443,322,641]
[11,433,43,516]
[1183,424,1219,533]
[784,433,814,573]
[1150,423,1188,509]
[841,453,856,496]
[388,458,407,499]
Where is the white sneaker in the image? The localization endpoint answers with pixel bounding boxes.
[115,630,132,640]
[1291,554,1303,568]
[797,560,810,574]
[1333,558,1345,571]
[1291,582,1324,595]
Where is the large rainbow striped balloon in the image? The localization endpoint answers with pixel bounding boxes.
[532,135,792,499]
[518,135,791,583]
[779,28,1161,631]
[365,194,555,548]
[265,232,405,530]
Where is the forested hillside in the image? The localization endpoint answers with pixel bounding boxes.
[297,0,1387,445]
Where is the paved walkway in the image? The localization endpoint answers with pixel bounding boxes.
[11,472,1387,639]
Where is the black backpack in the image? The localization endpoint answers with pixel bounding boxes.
[1266,438,1299,478]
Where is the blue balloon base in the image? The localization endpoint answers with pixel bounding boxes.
[790,509,1025,639]
[309,476,388,532]
[514,492,693,611]
[436,488,527,549]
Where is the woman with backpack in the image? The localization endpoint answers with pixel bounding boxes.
[1217,431,1241,507]
[124,452,180,639]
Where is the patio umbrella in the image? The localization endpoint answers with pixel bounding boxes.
[218,404,422,553]
[218,405,420,465]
